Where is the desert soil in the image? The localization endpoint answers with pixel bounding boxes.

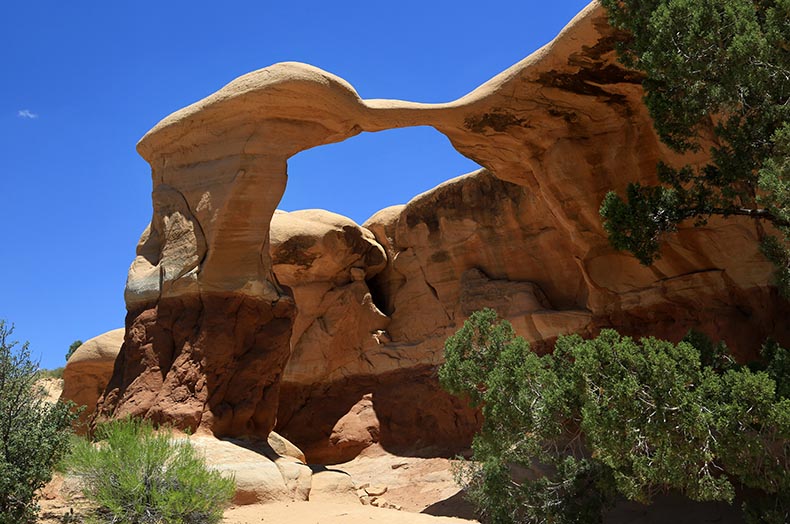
[222,501,474,524]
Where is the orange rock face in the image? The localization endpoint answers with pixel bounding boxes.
[100,2,789,455]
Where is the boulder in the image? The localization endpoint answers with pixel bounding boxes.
[60,328,124,429]
[268,430,307,463]
[271,209,386,286]
[308,467,360,505]
[190,435,303,505]
[189,433,357,505]
[294,394,381,465]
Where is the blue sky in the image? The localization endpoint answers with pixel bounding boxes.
[0,1,591,369]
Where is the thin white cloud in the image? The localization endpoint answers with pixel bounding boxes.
[17,109,38,119]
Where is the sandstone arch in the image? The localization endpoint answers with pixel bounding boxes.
[96,2,789,454]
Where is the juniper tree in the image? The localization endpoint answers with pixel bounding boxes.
[440,309,790,524]
[0,321,76,523]
[598,0,790,296]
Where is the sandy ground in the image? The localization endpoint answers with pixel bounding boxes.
[217,444,479,523]
[334,444,477,520]
[38,444,479,524]
[222,501,474,524]
[40,496,476,524]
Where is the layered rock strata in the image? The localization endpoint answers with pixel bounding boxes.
[100,0,789,455]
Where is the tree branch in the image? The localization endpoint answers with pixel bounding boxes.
[705,207,790,228]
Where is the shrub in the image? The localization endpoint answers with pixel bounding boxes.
[0,321,76,524]
[440,309,790,524]
[37,367,65,380]
[67,418,235,524]
[65,340,82,363]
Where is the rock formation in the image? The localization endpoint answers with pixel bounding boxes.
[61,328,124,429]
[188,433,356,505]
[269,209,482,462]
[97,0,789,461]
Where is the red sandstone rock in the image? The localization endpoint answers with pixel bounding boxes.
[276,366,482,464]
[96,294,294,437]
[300,394,381,465]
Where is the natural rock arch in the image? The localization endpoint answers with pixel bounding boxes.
[95,3,788,450]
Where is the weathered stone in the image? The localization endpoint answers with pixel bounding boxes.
[277,367,482,464]
[100,1,788,461]
[188,434,330,505]
[298,394,380,465]
[271,209,386,286]
[61,328,124,429]
[96,294,294,437]
[268,430,307,463]
[365,485,388,497]
[308,467,360,505]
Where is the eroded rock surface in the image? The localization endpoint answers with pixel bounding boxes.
[61,328,124,429]
[268,209,483,462]
[271,209,389,387]
[95,64,379,436]
[100,0,789,462]
[188,432,356,505]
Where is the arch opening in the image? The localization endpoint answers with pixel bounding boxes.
[280,126,482,225]
[272,126,483,462]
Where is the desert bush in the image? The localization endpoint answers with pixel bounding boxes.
[65,340,82,363]
[440,309,790,524]
[67,418,235,524]
[37,366,65,379]
[0,321,76,524]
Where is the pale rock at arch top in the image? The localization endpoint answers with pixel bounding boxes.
[95,0,790,456]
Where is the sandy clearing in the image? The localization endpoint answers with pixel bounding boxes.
[222,501,476,524]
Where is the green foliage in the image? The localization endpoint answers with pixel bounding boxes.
[37,367,65,380]
[757,338,790,400]
[440,310,790,524]
[600,183,685,265]
[67,418,235,524]
[0,321,77,524]
[66,340,83,363]
[758,124,790,296]
[598,0,790,294]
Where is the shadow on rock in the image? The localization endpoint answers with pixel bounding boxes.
[421,490,478,521]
